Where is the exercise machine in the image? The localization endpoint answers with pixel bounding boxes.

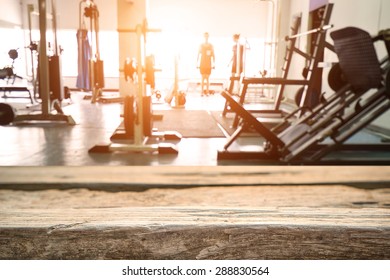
[0,49,34,104]
[76,1,91,91]
[164,55,186,108]
[222,13,304,116]
[78,0,107,103]
[0,6,38,104]
[1,0,75,125]
[223,3,334,129]
[89,20,181,154]
[218,26,390,165]
[0,49,23,84]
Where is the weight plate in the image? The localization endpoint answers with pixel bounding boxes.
[0,103,15,125]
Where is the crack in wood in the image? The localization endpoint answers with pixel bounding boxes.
[47,222,87,234]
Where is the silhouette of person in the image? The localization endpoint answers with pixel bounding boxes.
[197,32,215,96]
[230,33,244,77]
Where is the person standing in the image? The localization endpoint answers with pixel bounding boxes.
[230,33,244,77]
[197,32,215,96]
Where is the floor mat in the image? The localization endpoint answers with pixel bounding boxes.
[152,110,225,138]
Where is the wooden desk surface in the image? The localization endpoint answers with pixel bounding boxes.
[1,166,389,259]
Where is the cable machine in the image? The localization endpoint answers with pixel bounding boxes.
[89,20,181,154]
[11,0,75,125]
[82,0,105,103]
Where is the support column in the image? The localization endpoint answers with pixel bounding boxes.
[38,0,50,115]
[117,0,148,96]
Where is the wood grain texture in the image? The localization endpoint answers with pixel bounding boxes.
[1,166,390,259]
[1,166,390,189]
[1,207,390,259]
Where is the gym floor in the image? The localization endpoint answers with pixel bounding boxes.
[0,86,251,166]
[0,84,389,166]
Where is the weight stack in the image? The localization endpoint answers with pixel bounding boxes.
[143,95,153,137]
[94,60,105,89]
[122,95,153,138]
[48,55,63,101]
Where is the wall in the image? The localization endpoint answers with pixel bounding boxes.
[0,0,24,73]
[0,0,22,27]
[148,0,270,38]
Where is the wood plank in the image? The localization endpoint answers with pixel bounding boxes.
[1,185,390,209]
[2,206,390,228]
[1,166,390,190]
[1,182,390,259]
[1,206,389,259]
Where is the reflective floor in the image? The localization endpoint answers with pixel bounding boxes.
[0,88,248,166]
[1,87,389,166]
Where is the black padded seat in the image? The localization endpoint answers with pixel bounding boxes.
[331,27,382,92]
